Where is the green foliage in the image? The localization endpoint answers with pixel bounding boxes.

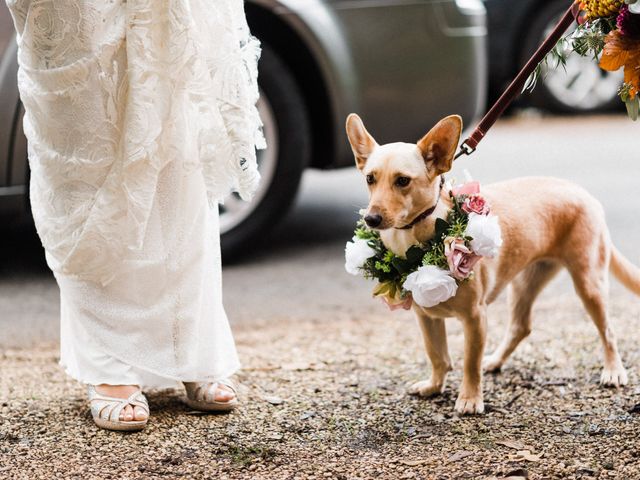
[355,192,474,297]
[526,18,615,93]
[525,39,568,93]
[572,19,613,60]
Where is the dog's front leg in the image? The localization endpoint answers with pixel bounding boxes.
[408,310,452,397]
[455,308,487,415]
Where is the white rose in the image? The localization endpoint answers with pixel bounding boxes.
[403,265,458,308]
[345,237,376,275]
[629,1,640,14]
[465,213,503,258]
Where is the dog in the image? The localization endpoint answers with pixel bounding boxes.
[346,113,640,415]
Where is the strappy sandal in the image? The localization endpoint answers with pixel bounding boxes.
[183,379,238,412]
[87,385,149,432]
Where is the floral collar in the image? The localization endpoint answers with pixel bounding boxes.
[345,179,503,309]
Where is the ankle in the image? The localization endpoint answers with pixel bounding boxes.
[95,384,140,398]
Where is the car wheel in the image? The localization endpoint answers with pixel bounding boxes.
[220,45,310,259]
[522,0,623,113]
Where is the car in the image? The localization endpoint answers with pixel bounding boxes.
[0,0,488,258]
[484,0,623,113]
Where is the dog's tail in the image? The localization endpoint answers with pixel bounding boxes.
[611,246,640,296]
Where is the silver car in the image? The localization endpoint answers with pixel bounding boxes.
[0,0,487,258]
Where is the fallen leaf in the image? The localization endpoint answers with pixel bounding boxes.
[509,450,542,462]
[263,395,284,405]
[495,439,526,450]
[447,451,473,462]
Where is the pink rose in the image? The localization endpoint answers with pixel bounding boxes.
[462,194,490,215]
[451,181,480,197]
[444,237,481,280]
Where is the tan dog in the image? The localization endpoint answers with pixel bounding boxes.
[346,113,640,415]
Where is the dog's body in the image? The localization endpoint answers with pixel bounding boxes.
[346,114,640,415]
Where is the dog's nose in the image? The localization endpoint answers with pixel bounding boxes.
[364,214,383,228]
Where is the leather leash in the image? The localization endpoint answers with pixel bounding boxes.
[454,2,582,160]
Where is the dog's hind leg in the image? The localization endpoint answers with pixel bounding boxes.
[484,260,562,373]
[408,312,452,398]
[568,245,628,387]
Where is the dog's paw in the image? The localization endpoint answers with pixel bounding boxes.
[482,354,503,373]
[407,380,444,398]
[600,365,628,388]
[454,394,485,415]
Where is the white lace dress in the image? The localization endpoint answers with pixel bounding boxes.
[7,0,265,388]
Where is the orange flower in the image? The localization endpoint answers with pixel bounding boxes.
[600,30,640,97]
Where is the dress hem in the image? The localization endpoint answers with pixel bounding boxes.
[59,359,242,391]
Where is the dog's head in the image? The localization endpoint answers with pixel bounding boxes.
[346,114,462,230]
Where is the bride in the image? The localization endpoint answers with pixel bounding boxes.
[5,0,265,431]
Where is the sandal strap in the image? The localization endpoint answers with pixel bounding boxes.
[217,378,237,395]
[185,379,237,402]
[88,386,149,422]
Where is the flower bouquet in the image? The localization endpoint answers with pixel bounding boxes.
[533,0,640,119]
[345,180,502,310]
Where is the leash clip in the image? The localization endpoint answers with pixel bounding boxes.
[454,141,476,161]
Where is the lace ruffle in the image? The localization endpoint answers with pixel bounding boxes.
[9,0,265,285]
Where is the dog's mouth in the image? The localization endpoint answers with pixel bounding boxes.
[363,210,423,231]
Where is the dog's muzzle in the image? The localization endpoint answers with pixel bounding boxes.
[364,214,383,228]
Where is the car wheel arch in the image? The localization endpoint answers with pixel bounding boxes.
[246,1,356,170]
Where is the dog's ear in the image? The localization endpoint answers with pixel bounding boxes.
[346,114,378,170]
[417,115,462,175]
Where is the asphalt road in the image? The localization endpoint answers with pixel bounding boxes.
[1,113,639,348]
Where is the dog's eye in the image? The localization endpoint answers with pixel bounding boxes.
[366,174,375,185]
[395,176,411,187]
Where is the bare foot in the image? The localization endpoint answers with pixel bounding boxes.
[95,384,148,422]
[213,384,236,402]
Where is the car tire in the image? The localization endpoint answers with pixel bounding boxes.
[521,0,622,113]
[220,45,310,260]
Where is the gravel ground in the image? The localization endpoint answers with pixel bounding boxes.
[2,293,640,479]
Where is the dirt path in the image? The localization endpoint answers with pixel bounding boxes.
[2,294,640,479]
